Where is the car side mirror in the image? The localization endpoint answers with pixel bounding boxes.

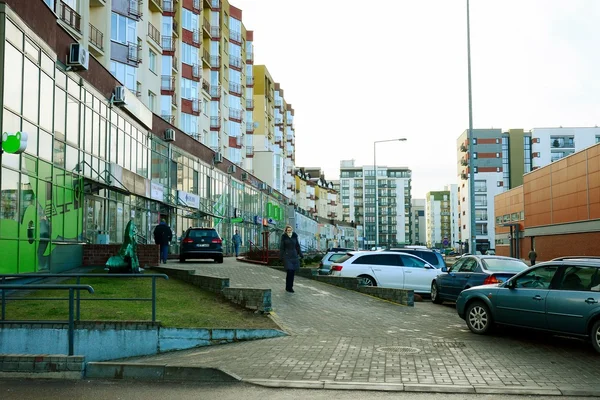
[506,280,516,289]
[441,266,448,273]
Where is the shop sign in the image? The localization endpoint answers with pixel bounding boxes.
[231,217,244,223]
[267,218,276,225]
[151,182,164,201]
[178,190,200,209]
[2,131,28,154]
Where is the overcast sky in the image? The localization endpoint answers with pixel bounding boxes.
[231,0,600,198]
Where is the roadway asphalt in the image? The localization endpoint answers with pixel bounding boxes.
[107,258,600,396]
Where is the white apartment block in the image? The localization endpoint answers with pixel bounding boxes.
[531,127,600,168]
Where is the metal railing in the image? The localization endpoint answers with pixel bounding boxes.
[59,2,81,32]
[89,23,103,50]
[0,284,94,355]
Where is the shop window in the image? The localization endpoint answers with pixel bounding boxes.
[4,43,23,113]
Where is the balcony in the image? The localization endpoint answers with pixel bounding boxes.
[229,55,242,70]
[229,108,242,122]
[275,98,282,108]
[275,117,283,125]
[163,0,174,14]
[162,114,175,125]
[210,25,221,38]
[202,49,211,67]
[229,82,242,96]
[460,157,468,166]
[128,0,143,20]
[171,92,178,107]
[201,79,210,94]
[210,85,221,99]
[210,55,221,69]
[192,63,201,80]
[210,0,220,10]
[210,116,221,130]
[172,55,178,71]
[161,75,175,94]
[203,18,211,37]
[461,173,468,180]
[89,23,104,52]
[192,98,201,114]
[246,75,254,86]
[192,29,200,46]
[246,99,254,109]
[275,135,283,144]
[551,136,575,149]
[59,2,81,33]
[328,212,337,219]
[286,133,294,142]
[246,122,254,133]
[148,22,161,48]
[229,30,242,44]
[246,51,254,64]
[127,41,142,64]
[192,0,200,12]
[149,0,163,12]
[161,36,175,54]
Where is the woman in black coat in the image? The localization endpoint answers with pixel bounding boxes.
[280,225,303,293]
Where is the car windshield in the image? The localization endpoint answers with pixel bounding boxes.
[482,258,528,272]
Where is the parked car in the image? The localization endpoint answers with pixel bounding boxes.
[431,255,528,304]
[386,247,447,269]
[179,227,223,263]
[318,250,351,275]
[330,251,438,294]
[456,259,600,353]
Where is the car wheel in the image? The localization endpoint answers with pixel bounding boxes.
[358,274,377,286]
[465,301,493,334]
[591,320,600,354]
[179,257,186,263]
[431,281,443,304]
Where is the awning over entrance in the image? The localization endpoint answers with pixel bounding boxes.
[75,161,131,196]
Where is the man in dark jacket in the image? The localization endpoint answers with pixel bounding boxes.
[280,225,303,293]
[154,219,173,264]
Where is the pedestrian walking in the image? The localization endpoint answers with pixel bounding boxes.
[528,248,537,266]
[280,225,303,293]
[153,219,173,264]
[232,230,242,257]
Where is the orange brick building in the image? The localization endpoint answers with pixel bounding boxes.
[495,143,600,261]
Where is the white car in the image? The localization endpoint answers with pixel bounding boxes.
[330,251,439,294]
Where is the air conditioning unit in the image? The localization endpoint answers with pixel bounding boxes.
[68,43,89,71]
[214,152,223,164]
[228,164,237,174]
[113,86,127,105]
[241,172,248,181]
[164,128,175,142]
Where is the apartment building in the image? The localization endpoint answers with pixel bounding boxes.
[252,68,296,195]
[339,160,412,249]
[447,183,460,250]
[531,127,600,169]
[410,199,426,245]
[425,190,452,249]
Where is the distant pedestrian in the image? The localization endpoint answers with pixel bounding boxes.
[280,225,303,293]
[528,248,538,266]
[153,219,172,264]
[232,230,242,257]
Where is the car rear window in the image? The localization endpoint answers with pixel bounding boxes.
[482,258,528,272]
[188,229,218,238]
[401,250,438,266]
[334,254,353,264]
[328,253,347,262]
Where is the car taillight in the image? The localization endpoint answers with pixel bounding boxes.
[331,264,343,272]
[183,238,194,244]
[483,275,500,285]
[212,238,222,244]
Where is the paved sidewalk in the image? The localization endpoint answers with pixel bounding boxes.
[116,258,600,396]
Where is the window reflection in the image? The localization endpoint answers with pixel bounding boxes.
[4,43,23,113]
[39,72,54,132]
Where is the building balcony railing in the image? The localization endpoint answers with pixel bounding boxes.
[229,30,242,44]
[163,0,174,13]
[149,0,163,13]
[203,18,211,36]
[192,98,201,114]
[148,22,161,47]
[246,51,254,64]
[162,114,175,125]
[275,117,283,125]
[172,55,178,71]
[59,2,81,33]
[210,85,221,99]
[127,41,142,64]
[210,26,221,38]
[128,0,143,20]
[246,75,254,86]
[229,108,242,122]
[286,134,293,142]
[171,92,177,107]
[192,0,200,12]
[202,79,210,94]
[89,23,103,51]
[274,98,283,108]
[210,116,221,130]
[202,49,211,67]
[161,75,175,94]
[229,82,242,96]
[229,55,242,70]
[246,99,254,109]
[460,158,468,166]
[275,135,283,144]
[210,0,220,10]
[161,36,175,53]
[192,29,200,45]
[210,55,221,69]
[246,122,254,133]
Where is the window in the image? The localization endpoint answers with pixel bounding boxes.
[148,50,156,73]
[399,255,427,268]
[110,61,137,91]
[110,12,136,45]
[559,266,599,291]
[352,254,400,266]
[514,266,558,289]
[180,78,198,100]
[181,9,198,31]
[148,91,156,112]
[181,43,198,65]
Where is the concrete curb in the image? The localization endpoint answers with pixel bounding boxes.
[85,362,241,382]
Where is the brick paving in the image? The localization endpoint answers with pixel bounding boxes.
[123,258,600,394]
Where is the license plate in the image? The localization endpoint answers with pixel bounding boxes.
[196,244,209,247]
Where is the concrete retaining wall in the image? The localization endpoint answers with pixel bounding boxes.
[83,244,160,268]
[0,354,85,379]
[358,286,414,306]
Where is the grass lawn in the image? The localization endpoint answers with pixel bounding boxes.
[3,270,279,329]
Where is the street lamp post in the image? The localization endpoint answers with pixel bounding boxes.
[374,138,407,249]
[466,0,476,254]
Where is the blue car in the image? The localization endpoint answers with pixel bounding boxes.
[431,255,528,304]
[456,259,600,353]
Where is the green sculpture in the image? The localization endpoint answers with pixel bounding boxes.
[105,220,142,273]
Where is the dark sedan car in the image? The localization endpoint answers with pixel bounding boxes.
[456,259,600,353]
[179,227,223,263]
[431,255,528,304]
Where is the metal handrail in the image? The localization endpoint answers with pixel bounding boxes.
[0,284,94,355]
[0,274,168,322]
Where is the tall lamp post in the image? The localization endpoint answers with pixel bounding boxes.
[466,0,476,254]
[374,138,407,249]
